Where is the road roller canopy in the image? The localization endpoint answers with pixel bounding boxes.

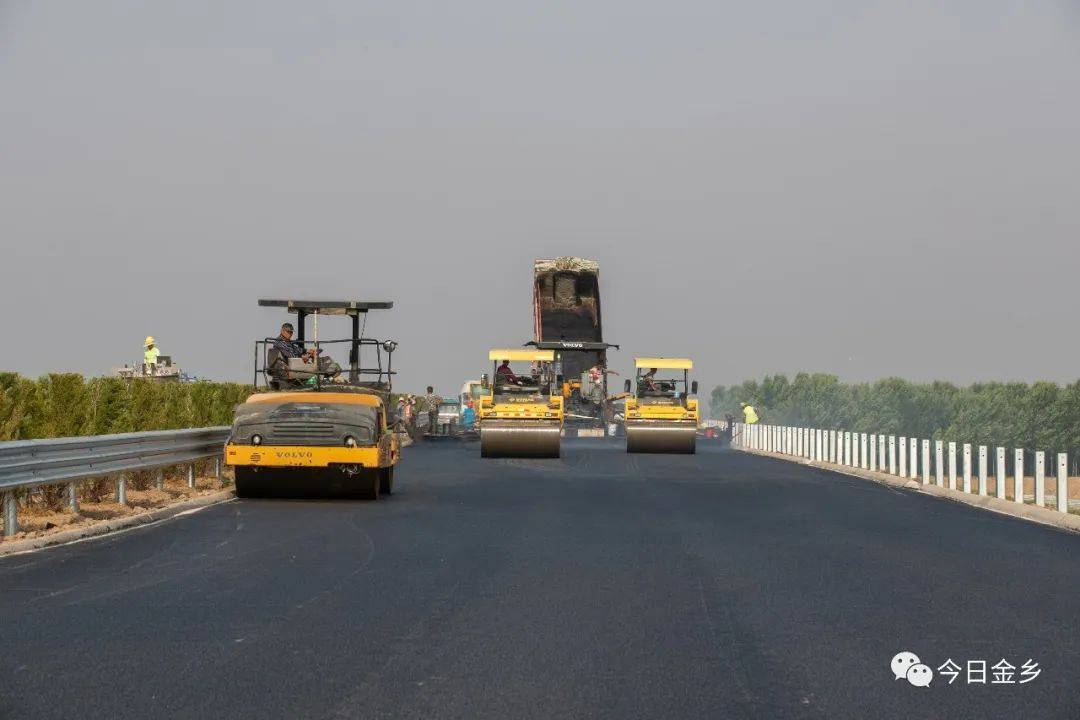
[254,298,397,393]
[487,349,558,396]
[631,359,697,399]
[258,299,394,316]
[634,358,693,369]
[488,349,555,362]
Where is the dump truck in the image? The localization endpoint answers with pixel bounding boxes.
[623,358,699,454]
[225,299,400,499]
[478,348,563,458]
[532,257,617,436]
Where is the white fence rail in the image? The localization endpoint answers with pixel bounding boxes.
[733,423,1074,516]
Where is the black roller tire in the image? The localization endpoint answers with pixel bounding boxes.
[234,467,262,498]
[357,469,380,501]
[379,466,394,496]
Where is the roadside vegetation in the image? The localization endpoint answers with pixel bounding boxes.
[0,372,254,441]
[711,373,1080,458]
[0,372,254,528]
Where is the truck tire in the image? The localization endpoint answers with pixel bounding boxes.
[379,466,394,496]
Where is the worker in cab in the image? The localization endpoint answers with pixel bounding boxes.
[143,336,161,375]
[640,367,659,393]
[496,360,520,385]
[740,401,759,425]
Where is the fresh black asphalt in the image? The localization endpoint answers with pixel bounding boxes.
[1,440,1078,719]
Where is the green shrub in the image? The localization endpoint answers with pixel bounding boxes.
[0,373,255,441]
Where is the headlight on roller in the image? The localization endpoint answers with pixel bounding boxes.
[251,434,262,446]
[344,435,357,448]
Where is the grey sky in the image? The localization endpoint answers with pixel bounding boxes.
[3,0,1079,396]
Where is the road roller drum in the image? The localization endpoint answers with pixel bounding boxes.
[480,421,561,458]
[625,423,696,454]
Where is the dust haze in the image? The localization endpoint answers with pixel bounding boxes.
[2,0,1079,396]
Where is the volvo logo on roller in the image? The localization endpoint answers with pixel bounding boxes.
[274,451,314,460]
[560,342,584,348]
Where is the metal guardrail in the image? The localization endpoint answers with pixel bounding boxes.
[0,427,230,537]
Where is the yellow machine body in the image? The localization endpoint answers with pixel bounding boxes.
[479,349,563,458]
[625,358,699,454]
[226,391,399,497]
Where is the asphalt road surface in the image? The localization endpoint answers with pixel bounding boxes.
[2,440,1079,719]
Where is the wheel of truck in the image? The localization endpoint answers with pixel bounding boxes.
[379,466,394,496]
[234,467,262,498]
[357,469,380,501]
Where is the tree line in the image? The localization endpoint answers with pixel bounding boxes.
[710,374,1080,456]
[0,372,255,441]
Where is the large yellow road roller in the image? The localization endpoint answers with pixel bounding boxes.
[225,299,400,499]
[624,358,699,454]
[479,349,563,458]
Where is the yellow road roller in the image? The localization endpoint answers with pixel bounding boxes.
[623,357,699,454]
[225,299,400,499]
[479,349,563,458]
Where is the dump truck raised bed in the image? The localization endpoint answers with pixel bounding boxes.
[532,257,617,436]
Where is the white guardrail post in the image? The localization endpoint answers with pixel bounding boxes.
[962,443,972,493]
[1014,448,1024,504]
[1034,451,1045,507]
[996,447,1007,499]
[935,440,944,487]
[948,442,957,490]
[1058,454,1069,513]
[737,423,1072,518]
[978,446,988,496]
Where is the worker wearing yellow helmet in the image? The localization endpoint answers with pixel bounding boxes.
[740,401,759,425]
[144,336,161,375]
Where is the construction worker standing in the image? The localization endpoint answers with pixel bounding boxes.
[424,386,441,433]
[740,401,759,425]
[143,336,161,376]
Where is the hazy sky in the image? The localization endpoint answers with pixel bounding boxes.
[3,0,1079,395]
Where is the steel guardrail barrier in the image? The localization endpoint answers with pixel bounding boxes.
[0,427,230,537]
